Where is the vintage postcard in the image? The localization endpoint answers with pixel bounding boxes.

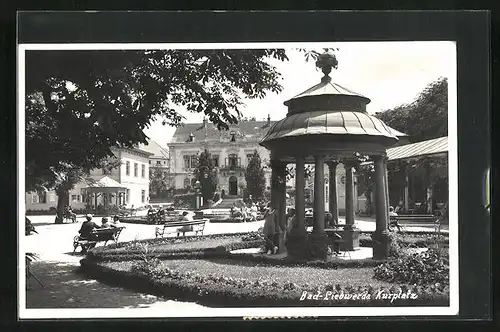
[18,40,458,319]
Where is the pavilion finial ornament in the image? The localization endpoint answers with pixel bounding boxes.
[315,50,338,81]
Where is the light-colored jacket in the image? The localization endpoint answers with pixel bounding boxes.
[263,211,277,238]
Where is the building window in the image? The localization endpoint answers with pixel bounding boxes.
[31,194,38,204]
[71,195,81,203]
[149,160,151,165]
[37,192,47,204]
[126,161,130,176]
[183,155,190,169]
[191,155,198,168]
[184,178,190,188]
[126,189,130,203]
[156,160,162,165]
[228,154,238,168]
[141,164,146,178]
[212,155,219,167]
[134,163,138,177]
[141,190,146,203]
[230,131,236,142]
[247,154,254,164]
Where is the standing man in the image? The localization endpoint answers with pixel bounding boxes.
[263,207,279,254]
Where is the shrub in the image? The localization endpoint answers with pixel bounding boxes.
[373,249,449,286]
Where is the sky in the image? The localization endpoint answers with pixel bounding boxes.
[143,41,455,148]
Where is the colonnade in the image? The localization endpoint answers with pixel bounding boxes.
[270,154,390,259]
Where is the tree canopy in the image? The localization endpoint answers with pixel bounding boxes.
[25,49,289,193]
[375,77,448,143]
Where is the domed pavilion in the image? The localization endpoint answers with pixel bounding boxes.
[260,52,400,260]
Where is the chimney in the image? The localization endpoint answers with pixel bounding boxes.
[267,114,271,126]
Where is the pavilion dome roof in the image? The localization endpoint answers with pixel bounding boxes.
[261,110,401,142]
[284,76,371,107]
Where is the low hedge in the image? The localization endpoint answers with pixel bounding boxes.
[359,237,449,249]
[97,232,257,251]
[80,258,450,307]
[87,240,265,262]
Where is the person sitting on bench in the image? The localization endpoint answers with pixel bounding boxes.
[388,206,401,231]
[78,214,101,253]
[177,211,195,234]
[64,205,77,223]
[111,215,121,227]
[101,217,112,228]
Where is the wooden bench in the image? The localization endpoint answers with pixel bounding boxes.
[73,226,126,253]
[390,214,440,231]
[155,219,208,238]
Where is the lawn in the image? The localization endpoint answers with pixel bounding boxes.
[105,258,394,288]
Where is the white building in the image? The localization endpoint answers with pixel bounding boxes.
[168,117,273,196]
[26,146,153,211]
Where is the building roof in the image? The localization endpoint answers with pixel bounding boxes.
[285,78,371,106]
[170,119,275,144]
[139,138,169,158]
[85,176,125,189]
[386,136,448,161]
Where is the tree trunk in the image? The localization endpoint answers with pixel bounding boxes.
[54,190,69,224]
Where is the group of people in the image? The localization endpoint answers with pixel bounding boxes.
[78,214,122,253]
[230,200,259,222]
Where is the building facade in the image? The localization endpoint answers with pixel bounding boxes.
[26,146,152,211]
[168,118,274,197]
[140,139,171,196]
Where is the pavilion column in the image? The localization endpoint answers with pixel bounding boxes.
[276,162,287,253]
[372,155,390,260]
[425,165,434,214]
[326,161,339,225]
[270,159,287,253]
[309,155,328,260]
[286,156,309,259]
[384,157,390,221]
[345,162,355,227]
[342,161,360,251]
[403,163,409,213]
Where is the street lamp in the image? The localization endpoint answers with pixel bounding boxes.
[194,180,203,210]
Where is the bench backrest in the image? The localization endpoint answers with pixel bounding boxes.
[163,219,208,228]
[390,215,438,221]
[92,227,124,241]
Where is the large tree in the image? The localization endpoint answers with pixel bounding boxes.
[375,77,448,143]
[193,149,217,202]
[245,150,266,200]
[26,49,289,221]
[149,168,171,198]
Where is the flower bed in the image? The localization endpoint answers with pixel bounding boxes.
[374,249,449,286]
[358,234,449,249]
[80,257,450,307]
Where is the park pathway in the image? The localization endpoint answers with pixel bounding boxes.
[24,216,215,310]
